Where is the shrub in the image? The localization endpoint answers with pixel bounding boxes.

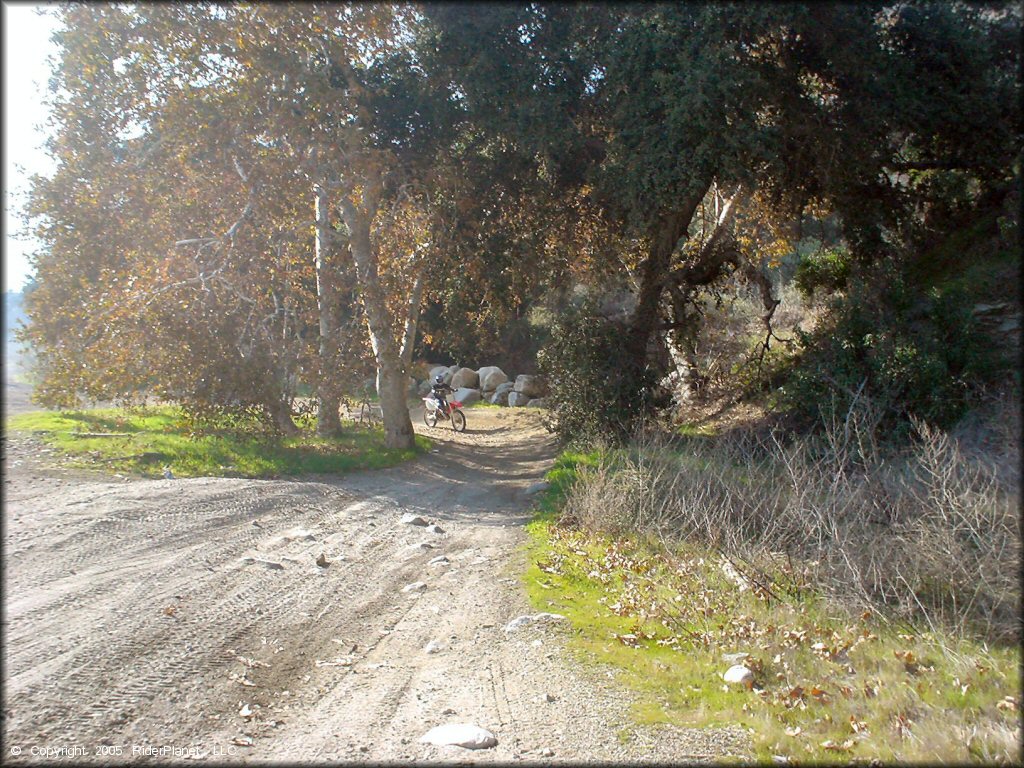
[780,265,996,440]
[537,299,657,444]
[559,392,1021,642]
[794,244,852,297]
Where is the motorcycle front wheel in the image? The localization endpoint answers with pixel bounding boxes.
[424,407,438,427]
[451,409,466,432]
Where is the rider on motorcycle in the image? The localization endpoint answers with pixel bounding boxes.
[430,374,454,416]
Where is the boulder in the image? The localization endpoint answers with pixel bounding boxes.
[477,366,508,393]
[526,398,549,408]
[490,390,510,406]
[508,391,530,407]
[420,723,497,750]
[429,366,458,386]
[418,380,433,396]
[452,387,482,406]
[450,367,480,390]
[513,374,547,398]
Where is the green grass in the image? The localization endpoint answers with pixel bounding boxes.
[521,451,1022,763]
[6,406,430,478]
[677,422,718,438]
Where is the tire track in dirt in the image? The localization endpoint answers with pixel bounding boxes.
[3,408,750,762]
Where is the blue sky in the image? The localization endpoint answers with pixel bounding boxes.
[3,2,60,292]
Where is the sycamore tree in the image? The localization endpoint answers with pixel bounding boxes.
[23,4,316,432]
[24,3,455,447]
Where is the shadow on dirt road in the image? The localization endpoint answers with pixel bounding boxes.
[2,405,748,762]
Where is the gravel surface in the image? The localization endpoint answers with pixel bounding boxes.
[2,404,750,763]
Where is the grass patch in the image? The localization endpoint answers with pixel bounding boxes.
[6,406,430,478]
[522,450,1022,763]
[677,422,718,438]
[528,449,604,524]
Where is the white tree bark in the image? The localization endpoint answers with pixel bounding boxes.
[337,188,418,450]
[314,181,343,435]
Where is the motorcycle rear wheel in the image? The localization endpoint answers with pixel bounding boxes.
[424,407,438,427]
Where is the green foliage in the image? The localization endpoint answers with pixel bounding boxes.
[537,301,657,444]
[794,244,852,297]
[6,406,429,478]
[781,267,1000,436]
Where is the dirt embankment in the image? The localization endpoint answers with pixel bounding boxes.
[2,406,747,763]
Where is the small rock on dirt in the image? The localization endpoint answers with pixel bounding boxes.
[427,524,445,534]
[424,640,444,654]
[401,513,429,526]
[526,481,550,495]
[428,555,449,565]
[402,581,428,594]
[315,553,330,568]
[504,612,567,633]
[420,723,498,750]
[240,556,285,571]
[540,747,555,757]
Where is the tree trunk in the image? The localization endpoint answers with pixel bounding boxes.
[399,270,425,370]
[377,359,417,448]
[337,195,417,450]
[267,397,300,436]
[625,187,709,379]
[314,182,343,437]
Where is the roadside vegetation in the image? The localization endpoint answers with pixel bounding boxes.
[523,411,1021,762]
[9,3,1020,762]
[5,406,429,479]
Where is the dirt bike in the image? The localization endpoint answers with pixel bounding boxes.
[423,396,466,432]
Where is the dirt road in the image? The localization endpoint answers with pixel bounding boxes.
[2,406,747,763]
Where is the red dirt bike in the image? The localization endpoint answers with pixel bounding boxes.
[422,396,466,432]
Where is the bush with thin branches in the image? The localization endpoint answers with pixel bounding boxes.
[560,392,1021,642]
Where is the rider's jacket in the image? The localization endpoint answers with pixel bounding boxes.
[431,382,453,401]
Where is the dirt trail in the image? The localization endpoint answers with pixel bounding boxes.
[2,406,748,763]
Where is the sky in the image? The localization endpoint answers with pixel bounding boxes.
[3,1,61,293]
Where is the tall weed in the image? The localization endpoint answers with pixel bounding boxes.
[561,394,1021,642]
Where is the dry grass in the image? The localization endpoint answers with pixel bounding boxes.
[561,392,1021,643]
[532,391,1021,762]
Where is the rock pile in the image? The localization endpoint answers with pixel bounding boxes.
[419,365,550,410]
